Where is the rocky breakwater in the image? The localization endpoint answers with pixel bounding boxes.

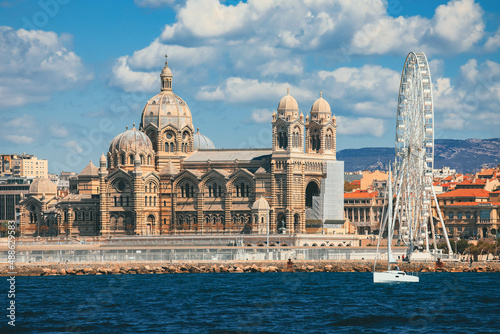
[1,261,499,277]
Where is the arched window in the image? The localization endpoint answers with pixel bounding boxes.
[448,212,454,219]
[147,155,151,165]
[121,154,125,165]
[129,155,134,164]
[114,196,117,206]
[145,196,147,206]
[120,196,123,206]
[126,196,129,207]
[153,197,156,206]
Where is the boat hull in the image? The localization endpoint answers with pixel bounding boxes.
[373,270,419,283]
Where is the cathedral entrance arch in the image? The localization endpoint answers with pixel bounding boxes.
[305,181,320,208]
[146,215,155,235]
[276,212,286,234]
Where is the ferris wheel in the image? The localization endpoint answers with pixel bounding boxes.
[392,52,452,257]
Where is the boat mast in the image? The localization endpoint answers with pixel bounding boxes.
[387,164,397,270]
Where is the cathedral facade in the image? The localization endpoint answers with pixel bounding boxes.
[20,58,343,237]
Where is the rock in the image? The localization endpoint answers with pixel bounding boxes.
[306,265,315,271]
[144,265,151,271]
[112,268,120,274]
[268,266,278,272]
[234,267,244,273]
[59,269,67,275]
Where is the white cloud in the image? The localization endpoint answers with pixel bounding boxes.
[0,26,93,109]
[433,59,500,134]
[111,56,158,92]
[63,140,84,154]
[336,116,385,137]
[429,0,484,52]
[3,134,34,144]
[197,77,313,104]
[250,109,274,123]
[351,0,485,56]
[5,114,36,128]
[318,65,399,117]
[50,125,69,138]
[484,28,500,52]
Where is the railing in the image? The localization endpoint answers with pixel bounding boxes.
[0,247,411,263]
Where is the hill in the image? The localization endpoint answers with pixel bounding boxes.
[338,138,500,173]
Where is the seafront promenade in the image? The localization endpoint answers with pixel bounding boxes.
[2,259,499,277]
[1,235,440,264]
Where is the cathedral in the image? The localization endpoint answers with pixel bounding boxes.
[20,57,344,237]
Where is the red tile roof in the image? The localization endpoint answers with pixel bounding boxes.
[447,201,500,207]
[437,188,490,198]
[458,179,486,185]
[478,169,494,176]
[344,190,378,198]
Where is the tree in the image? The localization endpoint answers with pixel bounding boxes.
[344,181,358,192]
[438,239,470,254]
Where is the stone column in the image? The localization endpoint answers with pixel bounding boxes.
[300,161,306,233]
[270,161,276,233]
[132,168,144,235]
[98,163,109,236]
[197,192,204,234]
[225,191,232,233]
[286,159,293,234]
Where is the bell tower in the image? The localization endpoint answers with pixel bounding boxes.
[305,92,336,159]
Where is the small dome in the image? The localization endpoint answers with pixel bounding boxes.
[109,125,153,153]
[161,65,172,77]
[29,178,57,196]
[277,88,299,111]
[193,129,215,150]
[311,92,331,113]
[252,196,270,211]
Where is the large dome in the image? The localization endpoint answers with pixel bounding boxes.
[141,91,193,130]
[141,59,193,131]
[29,177,57,196]
[193,129,215,150]
[109,125,153,153]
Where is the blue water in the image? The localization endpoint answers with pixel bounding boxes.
[1,272,499,333]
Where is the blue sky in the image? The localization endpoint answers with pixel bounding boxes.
[0,0,499,174]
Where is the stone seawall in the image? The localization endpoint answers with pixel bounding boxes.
[2,260,500,276]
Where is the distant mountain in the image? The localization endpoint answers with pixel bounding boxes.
[338,138,500,173]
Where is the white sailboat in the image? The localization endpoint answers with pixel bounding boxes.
[373,165,419,283]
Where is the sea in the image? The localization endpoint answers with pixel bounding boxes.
[1,272,499,333]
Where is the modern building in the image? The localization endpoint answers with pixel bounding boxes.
[0,177,32,222]
[20,57,344,237]
[4,154,48,178]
